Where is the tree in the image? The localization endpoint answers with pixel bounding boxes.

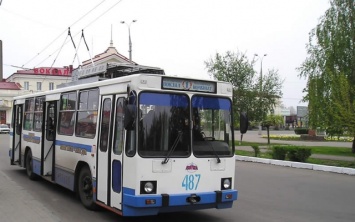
[298,0,355,152]
[263,114,284,144]
[205,50,283,125]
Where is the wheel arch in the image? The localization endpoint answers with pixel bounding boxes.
[24,146,32,168]
[74,161,91,194]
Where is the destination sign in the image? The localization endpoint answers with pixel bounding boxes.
[162,77,216,93]
[78,63,107,79]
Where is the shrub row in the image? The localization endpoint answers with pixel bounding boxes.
[272,145,312,162]
[294,128,309,135]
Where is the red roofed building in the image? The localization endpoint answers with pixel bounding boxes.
[0,81,22,124]
[71,40,133,81]
[1,66,73,124]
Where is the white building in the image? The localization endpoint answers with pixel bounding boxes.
[0,66,73,124]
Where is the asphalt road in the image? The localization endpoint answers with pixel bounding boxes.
[1,134,354,222]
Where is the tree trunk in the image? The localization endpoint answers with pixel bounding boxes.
[352,139,355,154]
[267,126,270,145]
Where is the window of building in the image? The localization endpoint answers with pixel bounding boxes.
[49,82,54,90]
[37,82,42,91]
[58,92,77,136]
[76,88,99,138]
[24,82,29,90]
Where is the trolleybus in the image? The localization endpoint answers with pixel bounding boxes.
[9,63,246,216]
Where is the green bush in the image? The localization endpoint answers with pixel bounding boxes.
[326,127,344,138]
[272,146,287,160]
[294,128,309,135]
[287,147,312,162]
[271,146,312,162]
[251,145,260,157]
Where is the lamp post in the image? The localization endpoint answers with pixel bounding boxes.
[120,20,137,61]
[254,53,267,135]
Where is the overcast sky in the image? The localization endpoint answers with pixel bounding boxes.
[1,0,330,108]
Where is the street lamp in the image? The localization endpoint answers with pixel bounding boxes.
[254,53,267,135]
[120,20,137,61]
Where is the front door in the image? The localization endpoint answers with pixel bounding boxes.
[11,104,23,165]
[97,95,125,210]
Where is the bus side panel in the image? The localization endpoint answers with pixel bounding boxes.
[21,131,42,175]
[54,137,96,190]
[55,167,75,191]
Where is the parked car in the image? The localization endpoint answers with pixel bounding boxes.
[0,124,10,134]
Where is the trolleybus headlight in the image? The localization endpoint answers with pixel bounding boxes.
[144,182,154,193]
[221,178,231,190]
[140,181,157,194]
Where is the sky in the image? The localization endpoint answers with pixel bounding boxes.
[0,0,330,108]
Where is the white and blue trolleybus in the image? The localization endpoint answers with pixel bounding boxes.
[9,63,246,216]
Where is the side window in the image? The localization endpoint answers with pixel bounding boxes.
[34,97,45,132]
[46,103,55,141]
[126,91,137,157]
[99,98,111,152]
[58,92,77,136]
[15,106,22,135]
[24,98,34,131]
[113,98,124,155]
[76,89,99,138]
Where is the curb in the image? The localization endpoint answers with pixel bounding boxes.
[235,155,355,176]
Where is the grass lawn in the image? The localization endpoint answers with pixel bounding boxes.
[307,146,355,157]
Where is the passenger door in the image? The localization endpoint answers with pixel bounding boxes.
[41,101,57,180]
[97,95,124,210]
[11,104,23,165]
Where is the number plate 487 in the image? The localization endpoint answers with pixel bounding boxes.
[181,174,201,191]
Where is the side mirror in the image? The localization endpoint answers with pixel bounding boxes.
[239,112,248,134]
[124,104,136,130]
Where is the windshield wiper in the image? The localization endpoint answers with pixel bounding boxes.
[207,142,221,163]
[162,131,183,164]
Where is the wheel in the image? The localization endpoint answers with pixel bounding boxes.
[25,150,38,180]
[78,166,97,210]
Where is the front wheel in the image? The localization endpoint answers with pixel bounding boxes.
[78,166,97,210]
[25,150,38,180]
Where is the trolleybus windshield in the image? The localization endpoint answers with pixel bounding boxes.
[192,96,234,157]
[138,92,190,157]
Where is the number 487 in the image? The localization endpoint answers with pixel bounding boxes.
[182,174,201,190]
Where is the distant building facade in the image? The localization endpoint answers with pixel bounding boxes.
[0,81,21,124]
[0,66,72,124]
[71,41,133,82]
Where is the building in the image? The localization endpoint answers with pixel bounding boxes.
[71,40,133,82]
[0,81,21,124]
[0,66,72,124]
[6,66,72,92]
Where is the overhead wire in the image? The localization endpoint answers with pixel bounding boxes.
[22,0,108,68]
[34,0,123,68]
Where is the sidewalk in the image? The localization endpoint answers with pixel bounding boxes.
[237,145,355,162]
[0,171,60,222]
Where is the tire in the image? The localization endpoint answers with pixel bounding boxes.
[25,150,38,180]
[78,166,97,210]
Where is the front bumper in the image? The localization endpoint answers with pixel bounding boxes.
[122,188,238,216]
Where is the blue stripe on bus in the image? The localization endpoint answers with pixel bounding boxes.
[55,140,92,152]
[122,187,237,216]
[192,96,231,110]
[140,93,189,107]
